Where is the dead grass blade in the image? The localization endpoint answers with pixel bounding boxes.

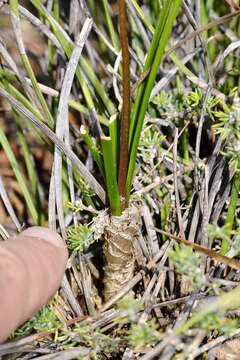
[0,176,21,230]
[52,17,93,239]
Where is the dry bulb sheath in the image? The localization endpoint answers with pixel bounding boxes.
[92,201,142,300]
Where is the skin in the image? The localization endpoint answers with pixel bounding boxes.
[0,227,68,343]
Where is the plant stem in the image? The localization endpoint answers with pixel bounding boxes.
[118,0,131,204]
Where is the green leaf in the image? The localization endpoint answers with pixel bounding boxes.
[126,0,183,200]
[101,136,121,215]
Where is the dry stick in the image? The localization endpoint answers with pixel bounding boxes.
[78,254,96,315]
[65,120,78,228]
[24,78,59,97]
[214,39,240,76]
[118,0,131,202]
[0,331,54,356]
[210,10,239,41]
[154,228,240,271]
[158,293,199,360]
[224,0,240,10]
[187,151,228,249]
[0,309,114,356]
[164,10,240,58]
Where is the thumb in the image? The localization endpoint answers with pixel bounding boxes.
[0,226,68,343]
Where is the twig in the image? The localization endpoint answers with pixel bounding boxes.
[224,0,240,10]
[0,330,54,356]
[153,228,240,271]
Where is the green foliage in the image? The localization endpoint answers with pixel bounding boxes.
[13,303,59,337]
[126,0,183,201]
[208,223,234,243]
[208,222,240,256]
[126,320,158,350]
[152,91,182,118]
[117,294,143,322]
[212,89,240,170]
[116,294,158,349]
[59,324,117,350]
[195,310,239,336]
[14,306,118,357]
[67,224,94,252]
[138,125,165,164]
[168,244,206,290]
[184,88,219,120]
[56,324,118,359]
